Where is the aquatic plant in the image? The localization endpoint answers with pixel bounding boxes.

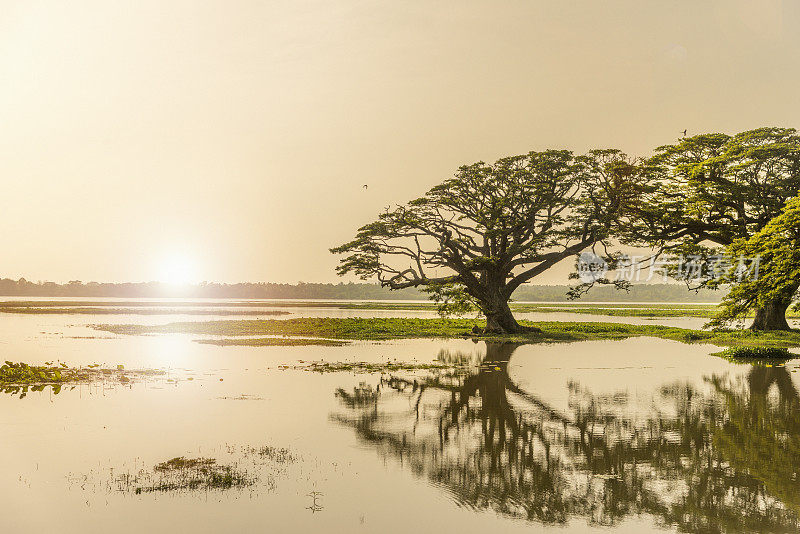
[714,346,796,365]
[0,361,166,398]
[0,361,73,383]
[135,457,254,493]
[280,360,473,374]
[95,444,300,497]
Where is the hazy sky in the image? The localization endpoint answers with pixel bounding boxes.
[1,0,799,284]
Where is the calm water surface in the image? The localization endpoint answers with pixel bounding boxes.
[1,303,799,533]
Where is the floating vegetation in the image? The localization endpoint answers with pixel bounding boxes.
[78,444,300,496]
[217,394,265,401]
[0,361,166,398]
[245,445,298,464]
[0,361,77,384]
[120,457,255,494]
[196,337,349,347]
[714,346,796,365]
[278,360,472,374]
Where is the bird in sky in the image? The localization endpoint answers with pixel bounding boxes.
[362,184,368,190]
[681,129,687,137]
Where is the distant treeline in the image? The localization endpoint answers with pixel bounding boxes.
[514,284,722,302]
[0,278,722,302]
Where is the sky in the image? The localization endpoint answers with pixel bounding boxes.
[1,0,799,284]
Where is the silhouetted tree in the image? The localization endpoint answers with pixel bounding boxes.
[332,150,637,333]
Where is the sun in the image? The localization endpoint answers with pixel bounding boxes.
[157,254,200,285]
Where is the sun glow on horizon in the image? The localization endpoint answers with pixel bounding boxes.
[156,253,201,285]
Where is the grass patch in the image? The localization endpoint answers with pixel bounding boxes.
[96,317,476,339]
[713,346,796,365]
[93,317,800,349]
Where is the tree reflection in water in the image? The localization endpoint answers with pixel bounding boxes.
[332,342,800,532]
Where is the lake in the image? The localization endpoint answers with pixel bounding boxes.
[1,300,799,533]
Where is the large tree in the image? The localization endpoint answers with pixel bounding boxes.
[331,150,636,333]
[623,127,800,330]
[707,196,800,330]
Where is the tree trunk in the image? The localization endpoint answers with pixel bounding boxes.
[750,299,792,331]
[481,291,541,334]
[484,302,523,334]
[471,280,539,335]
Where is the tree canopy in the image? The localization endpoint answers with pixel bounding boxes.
[333,127,800,331]
[707,196,800,329]
[622,127,800,329]
[626,127,800,250]
[331,149,637,333]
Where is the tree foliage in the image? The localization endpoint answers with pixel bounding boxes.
[332,149,638,332]
[707,196,800,329]
[419,281,478,318]
[626,127,800,252]
[621,127,800,329]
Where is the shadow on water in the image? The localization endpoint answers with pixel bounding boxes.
[332,342,800,532]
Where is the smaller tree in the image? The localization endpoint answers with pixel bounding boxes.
[708,196,800,330]
[331,150,637,333]
[620,127,800,330]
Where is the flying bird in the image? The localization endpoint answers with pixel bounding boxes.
[681,129,687,137]
[362,184,368,189]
